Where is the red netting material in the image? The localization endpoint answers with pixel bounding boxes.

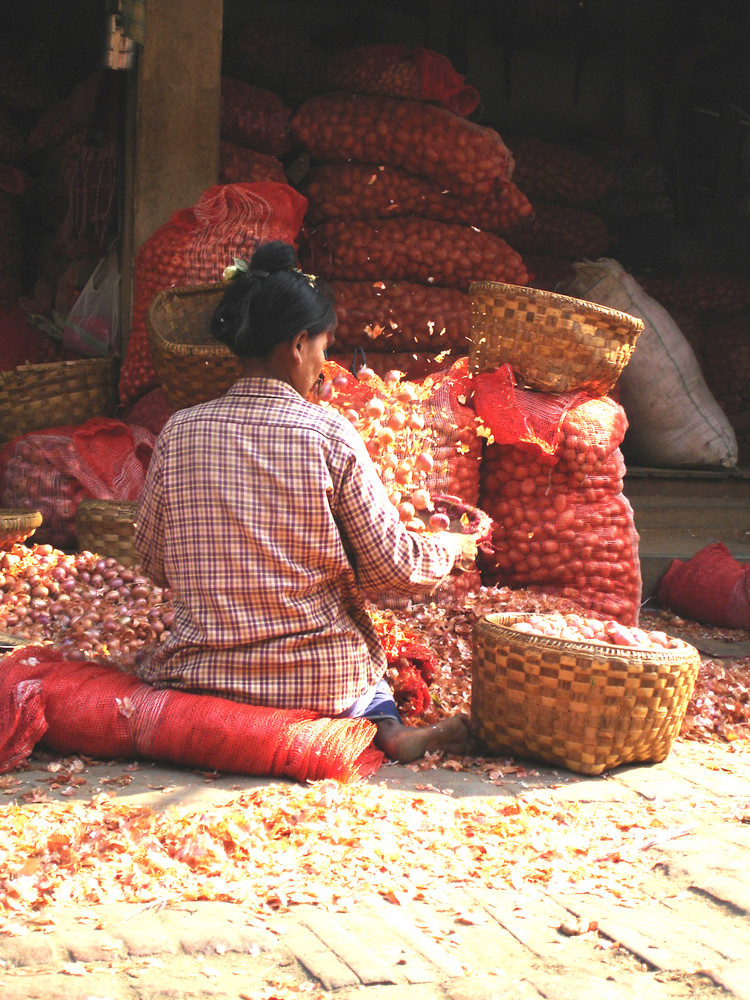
[0,645,384,781]
[324,44,480,116]
[658,542,750,630]
[304,217,528,291]
[475,369,641,624]
[291,93,514,201]
[118,182,308,405]
[303,164,532,235]
[1,419,155,547]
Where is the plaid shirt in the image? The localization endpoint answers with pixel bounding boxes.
[134,378,461,714]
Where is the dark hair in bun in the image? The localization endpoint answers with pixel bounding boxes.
[210,241,337,358]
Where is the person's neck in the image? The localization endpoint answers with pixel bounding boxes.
[241,357,296,392]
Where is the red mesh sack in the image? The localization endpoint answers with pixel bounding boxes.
[220,77,292,157]
[0,191,23,305]
[222,19,326,105]
[330,279,470,354]
[0,305,49,370]
[119,182,308,405]
[302,163,532,234]
[0,645,383,781]
[121,387,175,437]
[27,71,103,158]
[525,254,577,293]
[701,316,750,416]
[292,93,514,200]
[0,41,54,114]
[658,543,750,630]
[510,135,615,207]
[425,358,483,504]
[325,44,480,116]
[0,106,28,164]
[220,141,287,185]
[637,271,750,314]
[506,201,610,260]
[476,372,641,624]
[303,218,528,291]
[1,419,155,547]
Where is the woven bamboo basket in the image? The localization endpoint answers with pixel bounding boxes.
[472,613,701,776]
[0,631,30,653]
[76,499,140,566]
[0,508,43,549]
[0,356,118,446]
[469,281,643,395]
[147,283,242,411]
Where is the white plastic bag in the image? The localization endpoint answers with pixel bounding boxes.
[62,249,120,357]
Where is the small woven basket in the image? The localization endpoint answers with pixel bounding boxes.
[0,508,43,549]
[147,283,242,411]
[472,613,701,776]
[469,281,643,395]
[0,356,118,446]
[76,499,140,565]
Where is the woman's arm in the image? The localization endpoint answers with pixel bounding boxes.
[333,428,463,597]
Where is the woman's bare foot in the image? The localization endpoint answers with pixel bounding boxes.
[374,714,476,764]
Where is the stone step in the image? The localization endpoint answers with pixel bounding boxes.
[630,498,750,538]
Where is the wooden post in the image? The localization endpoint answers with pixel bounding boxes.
[120,0,223,351]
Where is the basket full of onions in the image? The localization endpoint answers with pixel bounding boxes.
[472,611,701,776]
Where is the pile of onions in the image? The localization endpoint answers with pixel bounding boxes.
[315,364,445,531]
[509,612,688,651]
[0,543,173,671]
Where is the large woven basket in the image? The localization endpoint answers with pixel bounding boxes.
[472,613,701,776]
[0,508,43,549]
[0,356,118,446]
[76,499,140,565]
[469,281,643,395]
[147,283,242,410]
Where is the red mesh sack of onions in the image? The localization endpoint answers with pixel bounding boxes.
[219,141,287,185]
[474,367,641,625]
[120,387,176,437]
[658,542,750,631]
[0,106,28,164]
[701,316,750,416]
[324,44,480,116]
[0,419,155,548]
[330,278,471,354]
[222,19,326,106]
[0,191,22,304]
[27,70,103,158]
[302,163,533,234]
[524,254,577,293]
[219,77,293,157]
[636,271,750,314]
[291,93,514,200]
[506,201,610,260]
[118,182,308,406]
[302,218,528,291]
[509,135,615,207]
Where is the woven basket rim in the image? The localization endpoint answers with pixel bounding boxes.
[76,499,140,516]
[0,508,43,528]
[0,355,115,378]
[147,283,234,359]
[469,280,645,332]
[477,612,698,664]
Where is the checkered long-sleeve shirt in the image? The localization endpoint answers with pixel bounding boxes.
[134,378,462,714]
